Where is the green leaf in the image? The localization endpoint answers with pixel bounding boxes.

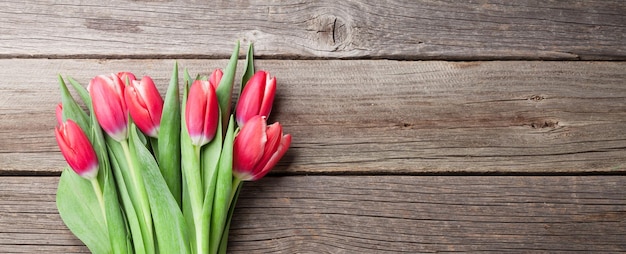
[103,158,131,254]
[57,168,110,254]
[67,76,92,107]
[130,126,191,254]
[184,68,192,89]
[240,43,255,94]
[216,42,240,128]
[209,115,236,254]
[58,75,89,131]
[157,62,182,207]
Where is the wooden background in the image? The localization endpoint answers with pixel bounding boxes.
[1,0,625,252]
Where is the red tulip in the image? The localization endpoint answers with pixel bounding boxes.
[55,120,99,179]
[89,73,134,141]
[125,76,164,137]
[185,79,219,146]
[233,116,291,181]
[235,71,276,126]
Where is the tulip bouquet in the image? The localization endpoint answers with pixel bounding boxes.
[54,43,291,254]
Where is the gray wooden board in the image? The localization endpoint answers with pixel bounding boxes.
[0,176,625,253]
[1,59,624,174]
[0,1,624,60]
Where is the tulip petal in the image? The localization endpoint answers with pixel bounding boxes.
[252,134,291,180]
[209,69,223,91]
[233,116,267,175]
[56,103,64,126]
[55,120,99,179]
[126,86,156,137]
[202,83,219,145]
[186,80,208,144]
[185,80,219,146]
[89,75,128,141]
[258,75,276,120]
[235,71,265,126]
[250,122,282,175]
[138,77,164,127]
[126,77,163,137]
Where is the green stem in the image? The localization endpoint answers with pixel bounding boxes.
[185,144,205,254]
[120,140,154,251]
[90,178,106,224]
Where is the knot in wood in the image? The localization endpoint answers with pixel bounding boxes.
[531,120,559,129]
[308,13,350,52]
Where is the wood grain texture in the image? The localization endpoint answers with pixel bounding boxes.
[1,176,625,253]
[1,59,625,175]
[0,0,624,60]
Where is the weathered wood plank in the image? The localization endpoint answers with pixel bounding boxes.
[1,59,624,174]
[0,0,624,60]
[1,176,625,253]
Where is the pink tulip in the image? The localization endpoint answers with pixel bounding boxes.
[55,120,99,179]
[235,71,276,126]
[89,73,134,141]
[125,76,164,137]
[56,103,64,126]
[185,79,219,146]
[233,115,291,181]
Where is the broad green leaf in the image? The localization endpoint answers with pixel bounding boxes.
[57,168,110,254]
[216,42,240,128]
[58,75,89,131]
[157,62,182,207]
[239,43,255,94]
[209,115,235,254]
[130,126,191,254]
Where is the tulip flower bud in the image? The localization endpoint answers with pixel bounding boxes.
[185,79,220,146]
[89,73,133,142]
[233,115,291,181]
[55,120,99,179]
[235,71,276,126]
[125,76,164,138]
